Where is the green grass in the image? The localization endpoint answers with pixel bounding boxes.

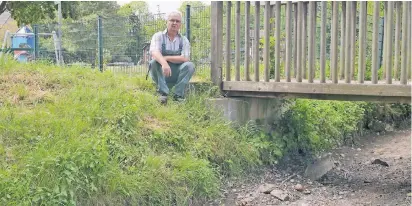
[0,58,261,205]
[0,56,409,205]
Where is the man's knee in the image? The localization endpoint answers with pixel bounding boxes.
[149,59,160,67]
[183,61,195,74]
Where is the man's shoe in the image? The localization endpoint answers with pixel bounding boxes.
[158,95,168,105]
[173,95,185,102]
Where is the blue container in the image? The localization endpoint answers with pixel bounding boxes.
[11,26,34,49]
[11,26,34,62]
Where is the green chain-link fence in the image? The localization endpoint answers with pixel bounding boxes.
[25,6,212,80]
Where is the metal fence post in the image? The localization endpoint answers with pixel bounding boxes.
[186,5,191,42]
[97,16,103,72]
[33,25,39,61]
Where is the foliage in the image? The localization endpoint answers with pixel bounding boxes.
[277,100,366,154]
[0,59,260,205]
[1,1,77,26]
[117,1,149,16]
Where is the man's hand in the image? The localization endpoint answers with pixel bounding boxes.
[162,64,172,77]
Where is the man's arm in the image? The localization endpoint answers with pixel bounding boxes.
[150,33,172,77]
[163,55,189,63]
[164,36,191,64]
[152,50,169,67]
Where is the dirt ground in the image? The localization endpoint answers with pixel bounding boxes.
[210,129,411,206]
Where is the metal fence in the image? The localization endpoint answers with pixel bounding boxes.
[23,5,212,79]
[32,13,167,75]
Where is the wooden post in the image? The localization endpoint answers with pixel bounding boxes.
[408,3,411,80]
[401,2,408,84]
[394,2,401,80]
[225,2,231,81]
[358,1,366,83]
[275,1,281,82]
[297,1,303,82]
[308,2,315,83]
[320,1,327,83]
[285,1,292,82]
[372,1,380,84]
[302,3,308,79]
[245,1,251,81]
[211,2,223,86]
[344,1,352,83]
[293,3,298,78]
[386,1,394,84]
[351,2,357,80]
[254,1,260,82]
[264,1,270,82]
[340,2,346,80]
[235,1,241,81]
[331,2,339,83]
[383,2,387,79]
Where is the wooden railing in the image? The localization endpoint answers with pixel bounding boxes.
[211,1,411,103]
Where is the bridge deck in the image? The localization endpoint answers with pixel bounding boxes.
[223,79,411,103]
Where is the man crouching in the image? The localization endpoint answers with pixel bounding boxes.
[148,10,195,104]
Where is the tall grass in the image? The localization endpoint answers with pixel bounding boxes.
[0,57,409,205]
[0,58,260,205]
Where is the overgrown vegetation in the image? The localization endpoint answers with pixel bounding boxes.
[0,59,266,205]
[0,59,410,205]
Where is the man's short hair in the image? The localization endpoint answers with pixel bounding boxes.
[167,10,183,20]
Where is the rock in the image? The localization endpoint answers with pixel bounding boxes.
[294,184,304,192]
[257,183,276,194]
[357,148,362,151]
[338,191,347,195]
[304,155,334,180]
[340,154,345,158]
[290,179,295,183]
[239,197,255,206]
[368,120,385,132]
[303,189,311,195]
[394,156,403,160]
[407,192,412,197]
[385,124,394,132]
[270,189,290,201]
[371,159,389,167]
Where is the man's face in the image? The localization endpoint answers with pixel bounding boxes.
[167,14,182,33]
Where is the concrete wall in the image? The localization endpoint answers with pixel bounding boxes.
[207,97,287,131]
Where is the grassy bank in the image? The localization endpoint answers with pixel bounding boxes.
[0,59,409,205]
[0,60,262,205]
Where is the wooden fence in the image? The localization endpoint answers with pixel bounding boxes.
[211,1,411,102]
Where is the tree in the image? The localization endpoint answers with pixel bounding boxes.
[117,1,150,16]
[178,1,206,13]
[0,1,77,26]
